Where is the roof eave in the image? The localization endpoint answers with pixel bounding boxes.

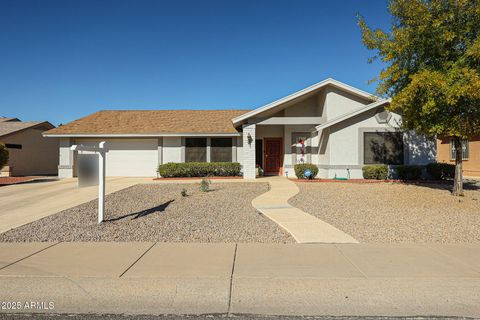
[315,99,391,131]
[43,132,241,138]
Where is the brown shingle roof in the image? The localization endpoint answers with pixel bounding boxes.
[0,121,53,138]
[0,117,20,122]
[45,110,250,135]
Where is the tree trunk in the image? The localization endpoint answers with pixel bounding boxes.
[452,136,464,196]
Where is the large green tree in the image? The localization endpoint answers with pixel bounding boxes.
[358,0,480,195]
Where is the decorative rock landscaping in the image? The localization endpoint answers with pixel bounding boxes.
[0,182,294,243]
[290,181,480,243]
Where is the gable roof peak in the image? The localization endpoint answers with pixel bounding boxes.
[232,78,378,125]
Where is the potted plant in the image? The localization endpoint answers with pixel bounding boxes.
[255,164,264,177]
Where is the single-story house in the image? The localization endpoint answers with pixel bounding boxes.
[43,78,435,179]
[0,117,59,176]
[437,136,480,178]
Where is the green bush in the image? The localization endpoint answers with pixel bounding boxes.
[199,179,211,192]
[294,163,318,179]
[0,143,8,170]
[158,162,241,178]
[362,165,389,180]
[396,165,423,180]
[426,162,455,180]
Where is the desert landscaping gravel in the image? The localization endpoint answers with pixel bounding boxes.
[0,182,294,243]
[290,181,480,243]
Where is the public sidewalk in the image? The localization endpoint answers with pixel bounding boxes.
[0,242,479,317]
[252,177,358,243]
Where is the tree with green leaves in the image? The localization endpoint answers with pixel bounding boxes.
[358,0,480,196]
[0,143,9,171]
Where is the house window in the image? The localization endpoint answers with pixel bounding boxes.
[185,138,206,162]
[450,139,469,160]
[211,138,232,162]
[5,143,22,149]
[363,132,404,165]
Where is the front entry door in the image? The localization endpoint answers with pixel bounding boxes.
[264,138,283,175]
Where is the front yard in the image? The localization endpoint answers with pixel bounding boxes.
[0,182,294,243]
[290,181,480,243]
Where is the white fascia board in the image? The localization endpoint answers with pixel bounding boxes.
[254,117,325,125]
[43,133,240,138]
[232,78,378,125]
[315,99,391,131]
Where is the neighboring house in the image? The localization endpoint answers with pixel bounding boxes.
[437,136,480,178]
[0,117,58,176]
[44,78,435,179]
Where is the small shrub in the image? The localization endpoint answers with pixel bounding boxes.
[158,162,241,178]
[396,165,423,180]
[0,143,9,170]
[181,188,188,197]
[255,165,264,177]
[200,179,211,192]
[426,162,455,180]
[294,163,318,179]
[362,165,389,180]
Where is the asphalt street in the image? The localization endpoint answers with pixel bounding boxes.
[0,314,473,320]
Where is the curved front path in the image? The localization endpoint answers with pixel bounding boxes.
[252,177,358,243]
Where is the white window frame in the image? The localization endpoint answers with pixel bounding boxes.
[450,139,469,160]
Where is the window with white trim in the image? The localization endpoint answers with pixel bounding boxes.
[363,132,404,165]
[450,139,469,160]
[185,138,207,162]
[211,138,232,162]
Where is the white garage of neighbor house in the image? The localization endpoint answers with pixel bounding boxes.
[44,78,435,179]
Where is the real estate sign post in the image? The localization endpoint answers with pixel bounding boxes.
[71,141,108,223]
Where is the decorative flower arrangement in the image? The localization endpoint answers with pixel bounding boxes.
[297,138,306,163]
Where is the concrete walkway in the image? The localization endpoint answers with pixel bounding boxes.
[0,177,152,234]
[0,242,479,317]
[252,177,358,243]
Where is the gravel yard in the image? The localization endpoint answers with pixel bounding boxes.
[289,182,480,243]
[0,182,294,243]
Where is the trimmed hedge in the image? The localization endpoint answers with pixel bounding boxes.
[426,162,455,180]
[158,162,241,178]
[362,165,389,180]
[396,165,422,180]
[294,163,318,179]
[0,143,8,170]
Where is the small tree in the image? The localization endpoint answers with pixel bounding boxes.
[358,0,480,196]
[0,143,9,170]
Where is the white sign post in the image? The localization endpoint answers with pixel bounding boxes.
[71,141,108,223]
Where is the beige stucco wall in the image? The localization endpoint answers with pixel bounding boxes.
[283,96,323,117]
[236,136,243,164]
[437,136,480,177]
[162,137,182,163]
[324,87,371,119]
[3,127,58,176]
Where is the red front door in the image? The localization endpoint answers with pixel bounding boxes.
[264,138,283,175]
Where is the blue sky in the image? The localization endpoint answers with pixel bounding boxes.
[0,0,391,125]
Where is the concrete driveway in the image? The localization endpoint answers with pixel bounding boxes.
[0,177,152,234]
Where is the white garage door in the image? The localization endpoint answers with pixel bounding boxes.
[76,139,158,177]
